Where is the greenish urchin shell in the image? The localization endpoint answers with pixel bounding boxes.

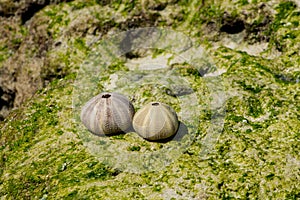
[80,92,135,136]
[133,102,179,141]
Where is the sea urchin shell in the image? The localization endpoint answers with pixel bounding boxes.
[80,92,134,136]
[133,102,179,141]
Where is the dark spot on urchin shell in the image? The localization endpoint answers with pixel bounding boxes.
[102,94,111,98]
[152,102,160,106]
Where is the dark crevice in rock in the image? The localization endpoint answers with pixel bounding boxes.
[119,28,157,55]
[0,87,16,121]
[42,67,66,85]
[220,18,245,34]
[123,49,150,59]
[0,2,18,17]
[120,13,160,30]
[119,14,160,54]
[0,11,15,18]
[245,15,273,43]
[0,0,74,24]
[124,52,141,59]
[54,41,62,47]
[95,0,113,6]
[274,74,298,84]
[219,12,246,34]
[20,2,47,24]
[149,3,167,11]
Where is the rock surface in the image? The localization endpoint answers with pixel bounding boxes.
[0,0,299,199]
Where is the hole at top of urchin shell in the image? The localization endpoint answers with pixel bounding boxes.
[102,94,111,98]
[152,102,160,106]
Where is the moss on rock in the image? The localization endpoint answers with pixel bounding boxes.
[0,0,300,199]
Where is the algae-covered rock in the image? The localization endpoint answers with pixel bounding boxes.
[0,0,299,199]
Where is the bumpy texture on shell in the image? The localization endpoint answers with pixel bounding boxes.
[80,92,134,136]
[133,102,179,141]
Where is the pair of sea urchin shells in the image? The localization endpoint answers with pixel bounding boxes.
[80,92,179,141]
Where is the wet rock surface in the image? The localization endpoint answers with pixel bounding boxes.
[0,0,299,199]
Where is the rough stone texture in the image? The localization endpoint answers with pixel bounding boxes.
[0,0,73,23]
[0,0,299,199]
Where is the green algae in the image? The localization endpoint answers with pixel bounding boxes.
[0,75,119,199]
[0,23,28,67]
[1,0,300,199]
[0,45,10,64]
[2,49,299,199]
